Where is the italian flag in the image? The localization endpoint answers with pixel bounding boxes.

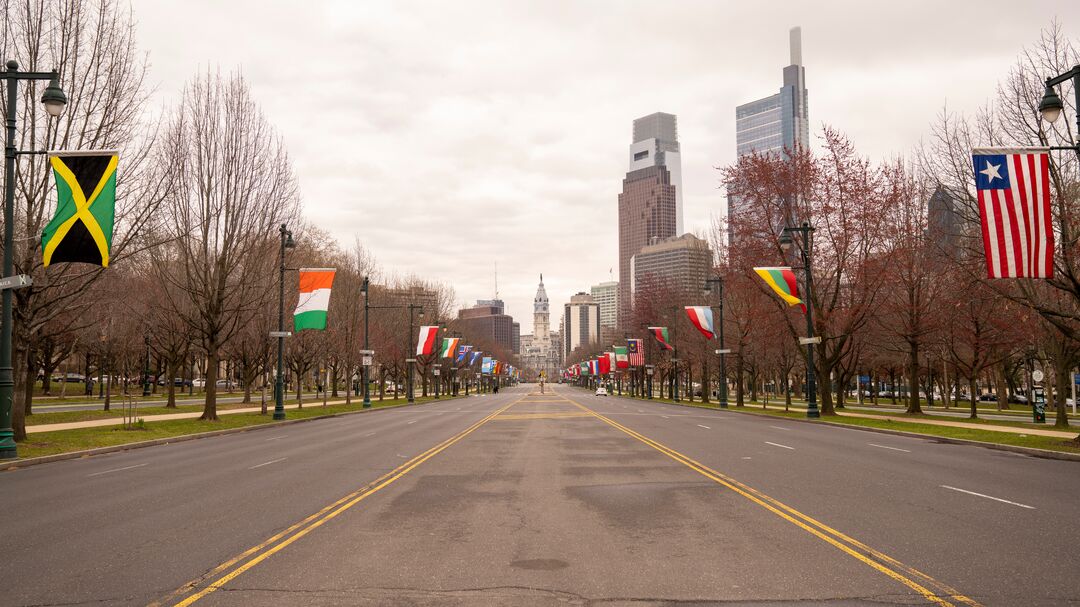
[754,267,804,311]
[439,337,460,358]
[684,306,716,340]
[416,326,439,356]
[294,269,336,331]
[613,346,629,369]
[649,326,674,351]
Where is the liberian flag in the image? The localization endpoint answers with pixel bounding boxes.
[293,269,336,331]
[627,339,644,366]
[416,326,439,356]
[439,337,460,358]
[456,345,472,363]
[614,346,629,369]
[754,267,805,311]
[649,326,673,351]
[973,147,1053,278]
[684,306,716,340]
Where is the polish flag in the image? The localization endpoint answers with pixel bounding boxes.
[416,326,439,356]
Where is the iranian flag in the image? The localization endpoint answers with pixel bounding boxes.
[439,337,460,358]
[754,267,805,311]
[294,269,336,331]
[649,326,674,351]
[685,306,716,340]
[416,325,439,356]
[614,346,629,369]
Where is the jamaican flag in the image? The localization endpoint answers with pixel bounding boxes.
[42,151,118,268]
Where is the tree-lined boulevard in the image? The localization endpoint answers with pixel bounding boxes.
[2,384,1078,606]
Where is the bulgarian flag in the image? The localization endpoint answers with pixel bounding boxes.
[614,346,629,369]
[416,325,439,355]
[754,267,805,311]
[294,269,336,331]
[439,337,460,358]
[649,326,674,351]
[685,306,716,340]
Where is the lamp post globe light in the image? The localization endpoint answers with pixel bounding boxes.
[273,224,296,421]
[0,60,67,459]
[703,275,727,408]
[1039,65,1080,157]
[780,222,819,419]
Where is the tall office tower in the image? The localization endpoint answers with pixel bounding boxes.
[590,281,618,331]
[632,234,713,297]
[618,114,680,328]
[730,27,809,242]
[563,292,601,360]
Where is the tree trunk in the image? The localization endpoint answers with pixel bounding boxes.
[968,377,979,419]
[165,359,178,408]
[906,344,923,414]
[1052,356,1071,429]
[201,349,219,421]
[735,355,745,406]
[818,364,835,416]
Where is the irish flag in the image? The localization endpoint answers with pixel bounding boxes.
[649,326,674,351]
[294,269,336,331]
[416,325,439,356]
[754,267,804,311]
[439,337,460,358]
[684,306,716,340]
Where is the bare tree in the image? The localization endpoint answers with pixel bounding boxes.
[151,70,298,421]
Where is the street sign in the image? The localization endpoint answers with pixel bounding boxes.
[433,369,440,376]
[359,349,374,355]
[799,336,822,345]
[362,356,373,366]
[1032,370,1044,383]
[405,358,417,363]
[0,274,31,291]
[715,349,732,354]
[268,331,292,338]
[859,375,870,383]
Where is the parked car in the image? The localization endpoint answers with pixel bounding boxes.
[216,379,235,389]
[51,373,85,383]
[192,378,207,388]
[158,377,192,387]
[1009,394,1028,404]
[595,386,608,396]
[978,393,998,402]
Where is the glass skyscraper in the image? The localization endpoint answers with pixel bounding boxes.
[735,27,808,157]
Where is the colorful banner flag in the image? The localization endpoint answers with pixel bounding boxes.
[754,267,804,310]
[43,151,118,268]
[439,337,460,358]
[627,339,644,366]
[972,147,1053,278]
[614,346,629,369]
[470,351,483,366]
[649,326,674,351]
[456,345,472,363]
[685,306,716,340]
[293,268,336,331]
[598,354,612,375]
[416,326,439,356]
[481,356,493,374]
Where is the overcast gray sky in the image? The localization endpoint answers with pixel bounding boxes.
[132,0,1079,334]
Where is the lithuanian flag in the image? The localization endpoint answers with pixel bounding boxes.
[753,267,804,310]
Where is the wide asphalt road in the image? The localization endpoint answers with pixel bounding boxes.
[2,384,1077,606]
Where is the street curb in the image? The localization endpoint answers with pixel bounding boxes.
[585,388,1080,462]
[3,395,468,471]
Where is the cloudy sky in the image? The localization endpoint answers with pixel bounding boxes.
[132,0,1078,334]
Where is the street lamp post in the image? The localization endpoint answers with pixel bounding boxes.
[361,277,372,408]
[704,275,728,408]
[670,307,680,402]
[273,224,295,420]
[142,333,152,397]
[406,304,424,404]
[0,60,67,458]
[1038,65,1080,159]
[780,222,819,419]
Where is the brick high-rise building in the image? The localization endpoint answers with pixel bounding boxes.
[618,114,680,328]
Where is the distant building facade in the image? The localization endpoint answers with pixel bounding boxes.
[563,292,601,359]
[618,113,681,328]
[927,185,962,255]
[458,301,515,355]
[632,233,713,297]
[519,275,560,379]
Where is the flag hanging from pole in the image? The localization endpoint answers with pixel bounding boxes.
[627,339,644,366]
[439,337,460,358]
[470,351,483,366]
[754,267,805,312]
[456,345,472,363]
[293,268,336,331]
[972,147,1053,278]
[43,151,119,268]
[684,306,716,340]
[614,346,629,369]
[648,326,674,351]
[416,326,439,356]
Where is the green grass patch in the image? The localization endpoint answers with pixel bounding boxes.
[15,396,441,460]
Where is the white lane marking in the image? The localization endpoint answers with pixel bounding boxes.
[363,432,377,437]
[741,456,752,460]
[868,443,911,453]
[940,485,1035,510]
[661,415,669,419]
[769,425,791,431]
[407,420,418,425]
[248,457,288,470]
[637,409,644,413]
[264,435,287,441]
[765,441,795,450]
[88,463,147,477]
[697,424,711,430]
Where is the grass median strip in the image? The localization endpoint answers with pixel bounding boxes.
[16,397,440,460]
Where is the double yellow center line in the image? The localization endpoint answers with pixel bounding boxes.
[156,397,520,606]
[565,396,980,607]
